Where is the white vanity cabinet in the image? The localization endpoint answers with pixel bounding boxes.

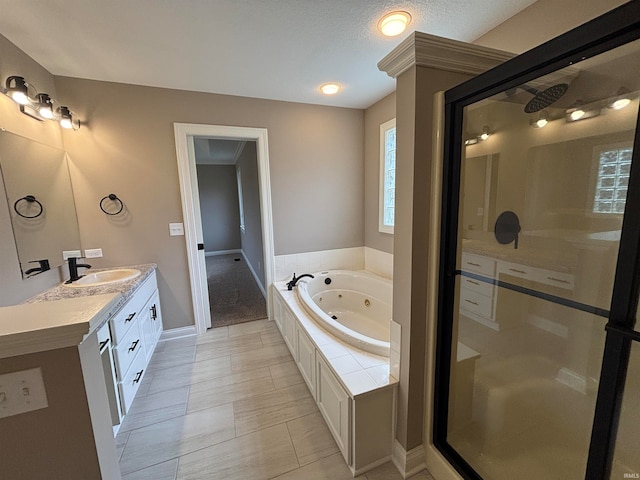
[106,270,163,426]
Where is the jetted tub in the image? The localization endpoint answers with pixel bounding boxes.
[295,270,392,356]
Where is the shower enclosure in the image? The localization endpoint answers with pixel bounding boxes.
[435,2,640,479]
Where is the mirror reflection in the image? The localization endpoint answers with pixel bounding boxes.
[0,130,81,278]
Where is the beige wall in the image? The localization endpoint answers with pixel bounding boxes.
[474,0,628,53]
[364,92,395,254]
[54,76,363,329]
[0,347,102,479]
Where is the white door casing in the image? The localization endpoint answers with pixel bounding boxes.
[174,123,275,335]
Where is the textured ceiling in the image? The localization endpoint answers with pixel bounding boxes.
[0,0,536,109]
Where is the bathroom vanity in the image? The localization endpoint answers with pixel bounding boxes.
[0,264,163,479]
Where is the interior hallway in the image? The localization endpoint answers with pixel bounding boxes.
[116,319,433,479]
[206,253,267,328]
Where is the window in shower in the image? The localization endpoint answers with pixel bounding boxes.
[379,118,396,234]
[435,5,640,480]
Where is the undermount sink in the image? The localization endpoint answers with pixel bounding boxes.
[64,268,141,287]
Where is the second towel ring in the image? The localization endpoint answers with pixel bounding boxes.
[100,193,124,215]
[14,195,43,219]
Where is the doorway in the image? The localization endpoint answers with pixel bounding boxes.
[174,124,275,335]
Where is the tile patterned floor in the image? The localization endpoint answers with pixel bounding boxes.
[117,319,433,480]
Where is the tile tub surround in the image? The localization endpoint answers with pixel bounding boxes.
[117,319,433,480]
[274,247,394,282]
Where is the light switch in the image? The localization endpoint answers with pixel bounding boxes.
[0,368,48,419]
[62,250,82,260]
[85,248,103,258]
[169,223,185,236]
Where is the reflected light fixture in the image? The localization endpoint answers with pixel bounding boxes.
[5,76,30,105]
[610,88,632,110]
[378,11,411,37]
[479,125,491,141]
[566,100,599,122]
[320,83,341,95]
[530,110,549,128]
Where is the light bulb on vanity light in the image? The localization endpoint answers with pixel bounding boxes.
[58,106,74,129]
[5,76,30,105]
[479,125,491,141]
[37,93,54,119]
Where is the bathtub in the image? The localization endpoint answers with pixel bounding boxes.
[295,270,392,356]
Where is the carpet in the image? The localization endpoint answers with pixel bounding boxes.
[206,253,267,328]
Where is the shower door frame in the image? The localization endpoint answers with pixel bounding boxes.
[434,2,640,480]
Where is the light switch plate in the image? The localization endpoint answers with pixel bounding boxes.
[85,248,103,258]
[0,368,48,419]
[169,222,185,236]
[62,250,82,260]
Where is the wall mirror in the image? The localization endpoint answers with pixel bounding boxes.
[0,130,81,278]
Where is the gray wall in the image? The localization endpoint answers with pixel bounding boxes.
[237,142,266,290]
[196,165,241,252]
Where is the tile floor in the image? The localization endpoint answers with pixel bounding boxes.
[116,319,433,479]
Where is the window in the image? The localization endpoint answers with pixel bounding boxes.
[379,118,396,234]
[236,166,245,232]
[593,144,632,214]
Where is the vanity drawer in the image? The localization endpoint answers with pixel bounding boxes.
[119,347,147,415]
[460,288,493,318]
[111,271,157,343]
[114,321,144,378]
[498,261,534,281]
[461,253,495,277]
[460,276,494,298]
[533,269,575,290]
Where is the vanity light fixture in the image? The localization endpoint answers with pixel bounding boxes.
[2,75,81,130]
[320,83,341,95]
[609,88,632,110]
[464,137,479,146]
[378,11,411,37]
[566,100,600,123]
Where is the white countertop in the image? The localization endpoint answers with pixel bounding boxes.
[0,293,121,359]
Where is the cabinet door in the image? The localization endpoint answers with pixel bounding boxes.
[316,355,351,463]
[296,324,316,399]
[282,306,296,357]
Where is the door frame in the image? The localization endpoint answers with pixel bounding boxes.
[174,123,275,335]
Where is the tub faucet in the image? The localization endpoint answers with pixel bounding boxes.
[65,256,92,284]
[287,273,314,290]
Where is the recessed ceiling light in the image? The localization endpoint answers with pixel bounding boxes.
[320,83,341,95]
[378,11,411,37]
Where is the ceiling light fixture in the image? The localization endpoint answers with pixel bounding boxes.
[2,75,81,130]
[378,11,411,37]
[320,83,340,95]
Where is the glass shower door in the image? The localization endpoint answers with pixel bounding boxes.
[435,8,640,479]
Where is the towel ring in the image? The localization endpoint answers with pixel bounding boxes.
[14,195,43,219]
[100,193,124,215]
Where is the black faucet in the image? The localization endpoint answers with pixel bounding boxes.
[65,256,92,284]
[287,273,314,290]
[24,259,50,275]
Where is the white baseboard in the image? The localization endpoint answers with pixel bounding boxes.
[205,249,241,257]
[241,250,267,300]
[159,326,197,341]
[392,440,427,479]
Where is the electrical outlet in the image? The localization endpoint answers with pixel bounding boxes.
[0,368,48,419]
[85,248,103,258]
[169,223,184,236]
[62,250,82,260]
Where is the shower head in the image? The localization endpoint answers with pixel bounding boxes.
[523,83,569,113]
